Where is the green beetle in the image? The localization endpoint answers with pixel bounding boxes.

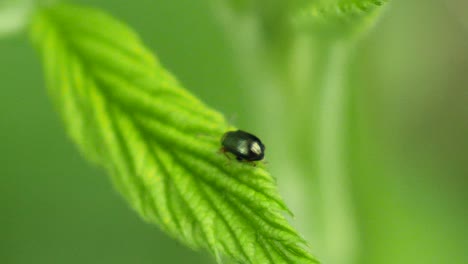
[220,130,265,162]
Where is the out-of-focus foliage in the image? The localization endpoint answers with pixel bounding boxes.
[223,0,388,39]
[0,0,466,264]
[0,0,34,37]
[293,0,388,38]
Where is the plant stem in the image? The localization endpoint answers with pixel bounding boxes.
[311,40,358,264]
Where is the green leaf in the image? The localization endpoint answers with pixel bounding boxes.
[30,4,319,264]
[292,0,389,38]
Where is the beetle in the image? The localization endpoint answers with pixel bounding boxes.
[220,130,265,163]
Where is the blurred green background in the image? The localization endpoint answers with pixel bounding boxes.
[0,0,466,263]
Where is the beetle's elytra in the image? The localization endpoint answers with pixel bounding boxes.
[220,130,265,162]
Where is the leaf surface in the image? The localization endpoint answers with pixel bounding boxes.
[30,4,318,264]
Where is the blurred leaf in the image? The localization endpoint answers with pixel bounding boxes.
[0,0,34,37]
[221,0,388,38]
[292,0,388,38]
[30,3,318,264]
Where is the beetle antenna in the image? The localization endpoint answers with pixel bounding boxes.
[196,133,217,140]
[228,113,238,126]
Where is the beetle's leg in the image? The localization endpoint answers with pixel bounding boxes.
[217,147,224,154]
[224,158,232,166]
[236,156,243,162]
[219,147,232,160]
[245,161,257,167]
[221,150,232,166]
